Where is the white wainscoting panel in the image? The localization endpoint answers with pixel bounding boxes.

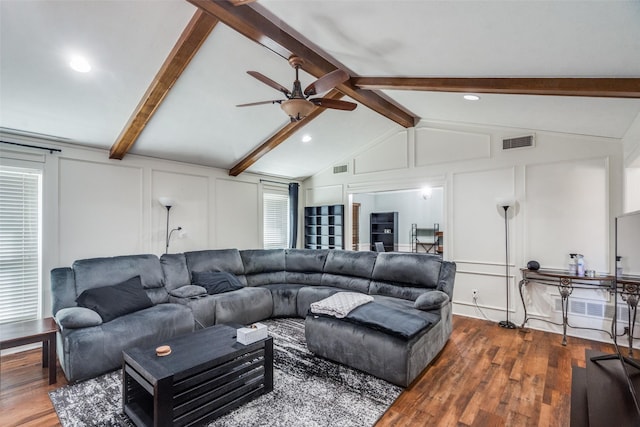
[215,179,259,249]
[452,167,515,263]
[305,184,343,206]
[58,158,143,264]
[353,131,408,175]
[415,127,490,166]
[152,170,209,254]
[525,157,608,272]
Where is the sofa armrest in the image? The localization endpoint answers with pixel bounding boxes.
[55,307,103,329]
[414,290,450,311]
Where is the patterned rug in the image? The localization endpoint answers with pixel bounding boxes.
[49,318,402,426]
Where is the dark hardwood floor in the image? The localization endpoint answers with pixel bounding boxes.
[0,315,616,427]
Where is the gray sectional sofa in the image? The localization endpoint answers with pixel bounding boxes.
[51,249,456,386]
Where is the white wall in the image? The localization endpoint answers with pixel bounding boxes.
[1,135,295,319]
[303,120,628,347]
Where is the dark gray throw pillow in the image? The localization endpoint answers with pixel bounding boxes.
[75,276,153,323]
[192,271,243,295]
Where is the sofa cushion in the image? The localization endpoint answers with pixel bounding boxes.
[342,302,436,340]
[296,285,343,317]
[55,307,103,329]
[259,283,303,317]
[284,249,328,285]
[185,249,248,286]
[321,250,377,293]
[192,271,243,295]
[72,254,165,295]
[169,285,207,299]
[240,249,286,286]
[160,253,191,291]
[75,276,154,323]
[371,252,441,289]
[414,290,450,311]
[210,287,273,325]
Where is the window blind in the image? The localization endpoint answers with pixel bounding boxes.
[263,190,290,249]
[0,167,41,324]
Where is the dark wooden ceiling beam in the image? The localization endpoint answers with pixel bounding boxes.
[109,10,219,160]
[352,77,640,98]
[229,89,344,176]
[187,0,419,128]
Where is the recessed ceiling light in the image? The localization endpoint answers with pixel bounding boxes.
[301,134,312,143]
[463,94,480,101]
[69,55,91,73]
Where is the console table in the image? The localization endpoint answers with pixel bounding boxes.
[519,269,615,346]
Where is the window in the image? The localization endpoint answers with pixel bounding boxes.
[263,189,289,249]
[0,166,42,324]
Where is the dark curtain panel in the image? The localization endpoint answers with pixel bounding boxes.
[288,183,299,248]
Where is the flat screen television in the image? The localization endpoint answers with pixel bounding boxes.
[617,210,640,279]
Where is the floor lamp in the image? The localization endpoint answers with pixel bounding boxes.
[158,197,181,254]
[497,198,517,329]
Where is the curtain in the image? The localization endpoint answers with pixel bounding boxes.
[288,183,299,248]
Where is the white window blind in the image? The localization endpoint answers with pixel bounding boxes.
[0,167,42,324]
[263,189,289,249]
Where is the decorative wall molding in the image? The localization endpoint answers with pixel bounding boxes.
[415,127,490,166]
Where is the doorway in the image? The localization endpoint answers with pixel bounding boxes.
[352,203,360,250]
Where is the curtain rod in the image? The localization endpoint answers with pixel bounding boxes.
[1,140,62,154]
[260,179,290,186]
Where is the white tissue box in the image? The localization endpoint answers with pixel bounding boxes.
[237,323,268,345]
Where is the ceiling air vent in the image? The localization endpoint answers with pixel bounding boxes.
[502,135,535,150]
[333,164,349,174]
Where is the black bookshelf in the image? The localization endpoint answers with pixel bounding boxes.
[370,212,398,252]
[304,205,344,249]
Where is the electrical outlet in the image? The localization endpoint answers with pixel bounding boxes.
[472,289,479,300]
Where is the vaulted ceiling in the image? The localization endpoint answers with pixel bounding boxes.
[1,0,639,180]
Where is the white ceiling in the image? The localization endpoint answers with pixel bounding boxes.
[1,0,639,180]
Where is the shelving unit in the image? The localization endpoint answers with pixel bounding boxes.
[304,205,344,249]
[411,223,443,254]
[370,212,398,252]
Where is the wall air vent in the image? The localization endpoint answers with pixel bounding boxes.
[502,135,535,150]
[333,164,349,174]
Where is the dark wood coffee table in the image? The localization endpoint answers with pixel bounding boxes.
[0,317,58,384]
[122,324,273,427]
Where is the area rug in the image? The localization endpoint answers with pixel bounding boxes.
[49,318,402,426]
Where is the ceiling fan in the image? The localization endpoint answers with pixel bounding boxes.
[237,55,357,122]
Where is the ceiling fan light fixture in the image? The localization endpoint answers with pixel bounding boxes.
[463,94,480,101]
[281,98,315,120]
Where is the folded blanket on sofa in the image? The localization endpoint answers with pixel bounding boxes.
[310,292,374,318]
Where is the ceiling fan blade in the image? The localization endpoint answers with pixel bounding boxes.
[310,98,357,111]
[247,71,291,96]
[304,69,349,97]
[236,100,283,107]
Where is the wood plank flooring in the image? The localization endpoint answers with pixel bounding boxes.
[0,315,616,427]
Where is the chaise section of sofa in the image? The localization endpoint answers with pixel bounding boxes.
[305,252,456,386]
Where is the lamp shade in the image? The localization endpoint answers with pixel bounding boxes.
[496,197,516,209]
[158,197,174,208]
[281,98,315,120]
